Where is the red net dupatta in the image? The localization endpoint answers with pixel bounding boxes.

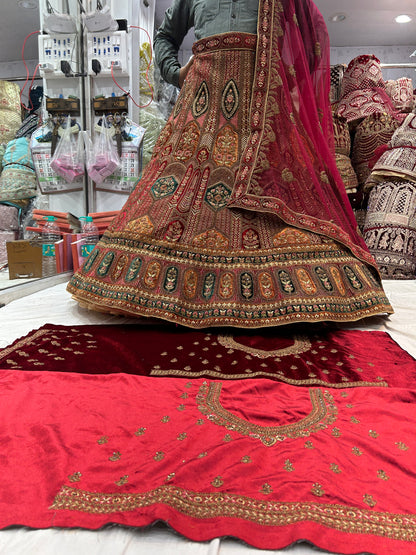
[229,0,375,269]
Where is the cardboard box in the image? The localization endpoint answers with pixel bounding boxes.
[6,240,42,279]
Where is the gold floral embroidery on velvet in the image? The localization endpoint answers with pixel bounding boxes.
[350,416,360,424]
[304,441,314,449]
[258,272,276,299]
[330,464,341,474]
[241,456,252,464]
[330,267,346,295]
[125,215,154,235]
[395,442,409,451]
[177,433,187,441]
[219,272,234,299]
[281,168,294,181]
[213,125,239,167]
[217,333,311,359]
[369,430,379,438]
[211,476,224,488]
[192,228,229,249]
[296,269,317,295]
[135,427,146,436]
[242,228,260,249]
[166,473,175,481]
[378,470,390,481]
[192,81,209,117]
[198,452,207,458]
[109,452,121,462]
[97,436,108,444]
[196,382,337,446]
[115,475,129,486]
[352,447,363,456]
[154,452,164,461]
[221,79,239,120]
[331,427,342,437]
[68,472,82,483]
[51,485,416,541]
[184,269,198,299]
[311,483,324,497]
[174,121,200,161]
[223,434,232,442]
[272,227,312,247]
[363,494,377,508]
[143,261,161,289]
[177,404,185,411]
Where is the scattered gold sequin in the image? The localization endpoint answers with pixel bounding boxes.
[196,419,204,425]
[260,483,273,495]
[369,430,379,438]
[177,404,186,411]
[346,404,354,409]
[115,475,129,486]
[350,417,360,424]
[185,382,192,388]
[212,476,224,488]
[135,427,146,436]
[241,456,252,464]
[395,442,409,451]
[311,483,324,497]
[340,392,348,398]
[304,440,314,449]
[109,451,121,462]
[161,416,170,423]
[352,447,363,456]
[223,434,232,442]
[97,436,108,444]
[166,472,175,481]
[177,433,187,441]
[180,392,189,399]
[377,470,389,481]
[330,464,341,474]
[198,452,208,458]
[284,459,294,472]
[363,494,377,508]
[68,472,82,483]
[154,451,165,461]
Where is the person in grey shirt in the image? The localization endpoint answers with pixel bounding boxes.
[154,0,259,88]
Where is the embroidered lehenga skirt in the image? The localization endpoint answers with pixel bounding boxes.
[68,33,393,328]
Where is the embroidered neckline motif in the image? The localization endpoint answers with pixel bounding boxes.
[196,381,337,446]
[217,333,311,358]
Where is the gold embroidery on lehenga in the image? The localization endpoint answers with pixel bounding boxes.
[68,472,82,483]
[211,476,224,488]
[311,483,324,497]
[115,475,129,486]
[363,494,377,508]
[51,485,416,541]
[196,382,337,446]
[260,483,273,495]
[377,470,390,481]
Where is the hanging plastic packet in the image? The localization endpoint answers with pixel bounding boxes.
[85,117,121,184]
[50,116,85,183]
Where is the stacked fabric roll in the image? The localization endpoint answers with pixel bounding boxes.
[332,111,358,193]
[363,113,416,279]
[0,137,37,202]
[0,81,22,144]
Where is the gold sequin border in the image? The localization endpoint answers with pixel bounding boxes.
[50,485,416,542]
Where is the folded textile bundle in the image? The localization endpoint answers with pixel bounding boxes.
[0,138,37,202]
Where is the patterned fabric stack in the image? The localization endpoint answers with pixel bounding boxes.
[332,112,358,193]
[351,112,402,188]
[330,64,345,103]
[337,55,401,126]
[0,202,20,268]
[0,81,22,144]
[363,114,416,279]
[385,77,415,113]
[0,137,37,202]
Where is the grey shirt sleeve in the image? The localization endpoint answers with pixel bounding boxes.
[154,0,194,87]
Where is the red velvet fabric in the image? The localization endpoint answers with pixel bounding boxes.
[0,369,415,554]
[1,324,415,388]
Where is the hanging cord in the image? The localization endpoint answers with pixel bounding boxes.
[110,25,154,109]
[20,30,41,112]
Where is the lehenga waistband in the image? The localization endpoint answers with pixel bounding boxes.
[192,32,257,56]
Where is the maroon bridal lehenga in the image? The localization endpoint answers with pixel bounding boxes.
[67,0,393,327]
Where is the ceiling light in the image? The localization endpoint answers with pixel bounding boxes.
[17,0,38,8]
[329,13,347,23]
[395,14,412,23]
